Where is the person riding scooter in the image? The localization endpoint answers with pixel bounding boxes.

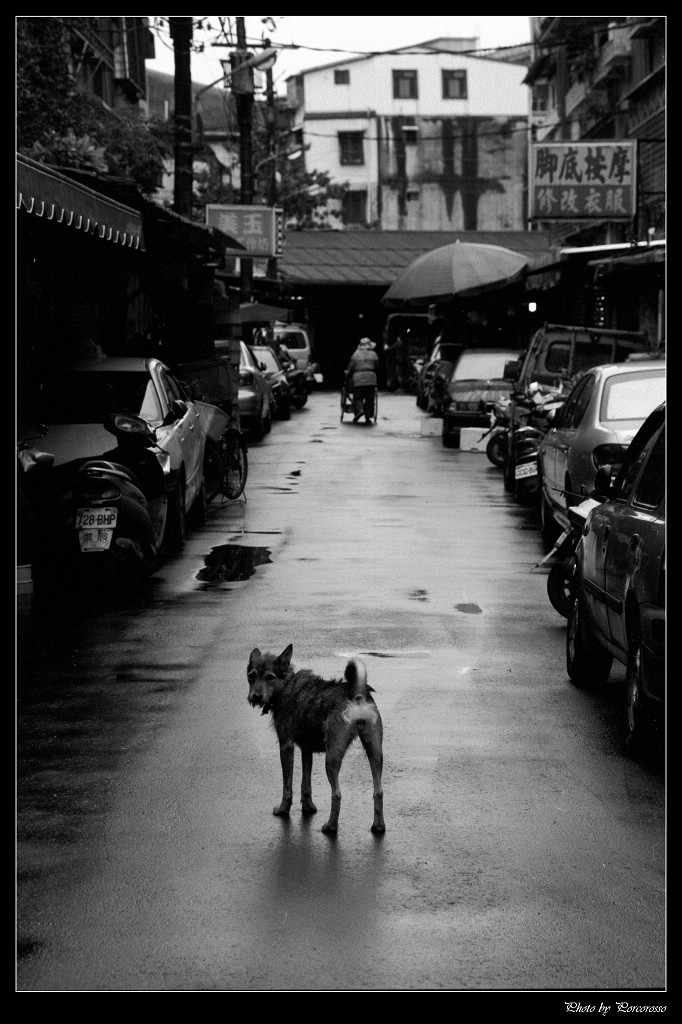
[345,337,379,423]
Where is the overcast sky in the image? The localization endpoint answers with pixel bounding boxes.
[146,16,533,92]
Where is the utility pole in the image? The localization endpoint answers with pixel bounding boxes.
[265,59,278,284]
[234,16,254,307]
[169,17,194,220]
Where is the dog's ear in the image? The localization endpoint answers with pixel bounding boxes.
[278,644,293,669]
[248,648,261,665]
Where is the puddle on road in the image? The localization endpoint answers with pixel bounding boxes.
[455,603,483,614]
[196,544,272,587]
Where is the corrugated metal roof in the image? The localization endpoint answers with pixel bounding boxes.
[278,230,555,286]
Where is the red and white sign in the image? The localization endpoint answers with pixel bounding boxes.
[529,141,637,221]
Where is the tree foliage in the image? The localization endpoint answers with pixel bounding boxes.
[16,17,170,194]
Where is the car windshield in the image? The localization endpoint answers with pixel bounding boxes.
[37,370,159,424]
[275,331,306,350]
[453,352,518,381]
[253,347,280,372]
[600,369,666,424]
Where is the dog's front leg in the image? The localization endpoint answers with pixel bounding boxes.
[273,741,294,817]
[300,748,317,815]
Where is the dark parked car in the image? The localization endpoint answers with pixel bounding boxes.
[441,348,519,448]
[538,360,666,537]
[566,402,665,756]
[251,344,292,421]
[415,341,463,410]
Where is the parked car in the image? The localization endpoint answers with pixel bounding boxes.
[251,344,292,420]
[415,341,463,410]
[441,349,519,448]
[21,356,208,544]
[504,323,653,394]
[566,402,665,756]
[272,322,313,372]
[238,341,272,439]
[537,360,666,536]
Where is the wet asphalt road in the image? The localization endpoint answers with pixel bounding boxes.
[16,391,665,995]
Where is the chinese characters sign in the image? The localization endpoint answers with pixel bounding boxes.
[205,205,284,257]
[529,141,637,221]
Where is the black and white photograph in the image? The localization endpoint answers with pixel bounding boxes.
[16,16,666,999]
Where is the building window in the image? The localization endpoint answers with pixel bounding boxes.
[442,69,467,99]
[338,131,365,165]
[334,69,350,85]
[402,125,418,146]
[532,83,550,113]
[393,69,418,99]
[343,190,367,224]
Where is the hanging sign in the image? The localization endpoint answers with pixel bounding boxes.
[529,141,637,221]
[205,204,284,257]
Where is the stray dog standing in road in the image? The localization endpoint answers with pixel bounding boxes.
[247,644,385,834]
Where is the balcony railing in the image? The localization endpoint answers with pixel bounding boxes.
[593,33,631,85]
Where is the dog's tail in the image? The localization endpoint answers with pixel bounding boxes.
[344,658,373,699]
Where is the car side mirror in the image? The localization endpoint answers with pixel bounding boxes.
[545,408,557,426]
[259,362,267,371]
[592,466,612,502]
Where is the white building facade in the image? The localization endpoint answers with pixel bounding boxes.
[286,39,531,231]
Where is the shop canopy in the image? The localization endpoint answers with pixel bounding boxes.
[17,152,145,250]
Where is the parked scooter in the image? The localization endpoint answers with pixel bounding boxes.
[24,413,172,589]
[481,398,512,467]
[503,385,565,503]
[537,496,600,618]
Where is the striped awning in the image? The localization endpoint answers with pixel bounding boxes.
[16,153,145,250]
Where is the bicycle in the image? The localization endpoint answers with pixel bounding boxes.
[205,426,248,502]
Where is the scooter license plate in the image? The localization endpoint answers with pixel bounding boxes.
[515,461,537,481]
[76,507,117,552]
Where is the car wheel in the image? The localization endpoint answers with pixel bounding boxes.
[566,589,612,688]
[165,473,187,552]
[547,556,574,619]
[624,640,656,757]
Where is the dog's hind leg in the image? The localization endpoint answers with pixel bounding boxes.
[300,748,317,814]
[321,753,343,834]
[360,730,385,834]
[273,740,294,817]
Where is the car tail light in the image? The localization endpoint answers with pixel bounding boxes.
[239,369,255,386]
[592,443,628,470]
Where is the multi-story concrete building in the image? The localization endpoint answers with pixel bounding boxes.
[284,37,532,231]
[524,16,665,245]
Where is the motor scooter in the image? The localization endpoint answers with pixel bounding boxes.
[537,496,600,618]
[27,412,172,589]
[503,386,565,502]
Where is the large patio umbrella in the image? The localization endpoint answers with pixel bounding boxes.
[382,241,530,309]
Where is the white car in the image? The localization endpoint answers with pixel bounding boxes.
[26,356,207,546]
[538,359,666,536]
[272,322,313,372]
